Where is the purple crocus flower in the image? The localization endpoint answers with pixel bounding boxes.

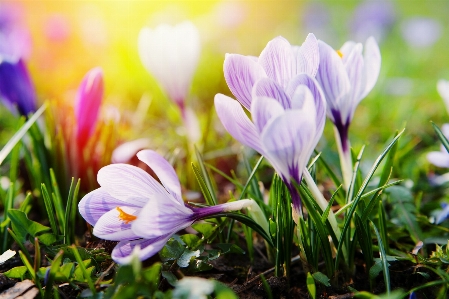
[74,67,104,150]
[0,57,36,116]
[79,149,254,264]
[316,37,381,189]
[223,34,319,111]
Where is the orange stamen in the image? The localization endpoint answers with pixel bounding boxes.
[116,207,137,224]
[336,50,343,58]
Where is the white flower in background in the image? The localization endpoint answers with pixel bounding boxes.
[138,21,201,142]
[138,21,200,110]
[173,277,215,299]
[437,79,449,115]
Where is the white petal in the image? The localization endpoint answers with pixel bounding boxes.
[111,138,152,163]
[437,79,449,114]
[136,150,183,205]
[97,164,168,206]
[295,33,319,77]
[214,94,263,153]
[93,206,141,241]
[360,36,381,99]
[131,193,193,239]
[342,43,364,121]
[427,152,449,168]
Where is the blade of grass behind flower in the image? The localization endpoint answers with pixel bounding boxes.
[194,146,217,205]
[432,121,449,153]
[50,169,65,234]
[354,214,374,287]
[64,178,80,245]
[1,183,14,252]
[0,103,46,165]
[192,163,216,206]
[41,184,59,236]
[334,129,404,269]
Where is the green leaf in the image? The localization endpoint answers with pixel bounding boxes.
[177,249,200,268]
[216,243,245,255]
[3,266,28,279]
[307,272,316,299]
[180,234,202,250]
[159,238,185,262]
[191,223,217,240]
[161,271,178,287]
[142,263,161,293]
[370,220,391,294]
[194,147,218,205]
[312,271,331,287]
[8,209,51,243]
[432,122,449,153]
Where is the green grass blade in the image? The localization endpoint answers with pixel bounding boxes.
[44,250,64,299]
[191,163,216,206]
[369,219,391,294]
[194,146,218,205]
[432,122,449,153]
[41,184,59,236]
[70,245,96,294]
[50,169,65,234]
[0,103,47,165]
[334,129,404,269]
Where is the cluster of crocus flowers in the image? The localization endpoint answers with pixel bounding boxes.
[215,34,326,222]
[0,57,36,116]
[316,37,381,190]
[79,149,256,264]
[138,21,201,142]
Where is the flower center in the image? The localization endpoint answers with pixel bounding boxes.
[336,50,343,58]
[116,207,137,224]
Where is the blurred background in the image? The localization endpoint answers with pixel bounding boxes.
[2,0,449,180]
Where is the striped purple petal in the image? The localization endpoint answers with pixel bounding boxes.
[224,54,266,110]
[214,93,263,153]
[252,78,291,109]
[137,150,183,205]
[251,96,285,134]
[93,206,141,241]
[111,234,172,264]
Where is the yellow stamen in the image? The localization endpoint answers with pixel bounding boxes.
[336,50,343,58]
[116,207,137,224]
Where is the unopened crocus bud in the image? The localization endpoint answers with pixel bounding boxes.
[0,57,36,116]
[75,67,103,148]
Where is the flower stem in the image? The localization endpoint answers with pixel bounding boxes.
[334,126,352,191]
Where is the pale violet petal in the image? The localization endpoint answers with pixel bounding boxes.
[93,207,141,241]
[442,123,449,138]
[296,33,319,77]
[214,94,263,153]
[435,204,449,224]
[316,40,351,116]
[428,152,449,168]
[111,138,152,163]
[290,85,315,110]
[111,234,171,264]
[224,54,266,110]
[97,164,167,206]
[131,193,193,239]
[437,80,449,114]
[78,187,141,226]
[260,110,316,182]
[342,43,364,121]
[258,36,295,88]
[136,150,183,205]
[252,78,291,109]
[340,41,357,58]
[251,96,285,134]
[286,74,327,136]
[360,36,381,99]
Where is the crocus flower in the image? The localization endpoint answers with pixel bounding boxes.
[138,21,200,112]
[74,67,104,150]
[437,79,449,115]
[138,21,201,142]
[435,203,449,225]
[216,35,325,220]
[427,123,449,168]
[316,37,381,190]
[0,57,36,116]
[79,149,255,264]
[400,17,441,48]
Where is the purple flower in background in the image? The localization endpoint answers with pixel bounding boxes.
[0,3,31,60]
[75,67,104,149]
[435,203,449,225]
[427,124,449,168]
[400,17,441,48]
[215,35,325,219]
[79,150,254,264]
[350,0,395,43]
[316,37,381,189]
[0,57,36,116]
